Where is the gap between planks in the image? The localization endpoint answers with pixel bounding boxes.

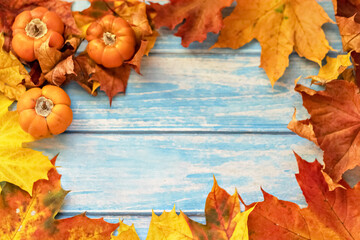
[62,130,296,135]
[59,210,205,217]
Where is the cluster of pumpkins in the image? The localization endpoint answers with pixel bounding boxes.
[13,7,136,138]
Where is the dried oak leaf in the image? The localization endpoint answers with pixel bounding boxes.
[307,52,352,85]
[150,0,233,47]
[296,80,360,182]
[0,33,28,100]
[0,156,119,239]
[0,0,81,51]
[332,0,360,52]
[244,152,360,239]
[0,94,53,195]
[147,178,253,240]
[213,0,333,86]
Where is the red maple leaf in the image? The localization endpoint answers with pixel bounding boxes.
[244,152,360,239]
[150,0,233,47]
[295,80,360,182]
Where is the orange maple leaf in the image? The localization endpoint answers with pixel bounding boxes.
[184,178,245,239]
[213,0,333,85]
[244,152,360,239]
[150,0,233,47]
[295,80,360,182]
[0,156,118,239]
[91,64,131,106]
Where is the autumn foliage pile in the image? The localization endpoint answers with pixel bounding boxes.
[1,0,360,239]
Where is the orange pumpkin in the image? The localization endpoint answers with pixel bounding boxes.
[17,85,73,138]
[12,7,64,62]
[86,15,136,68]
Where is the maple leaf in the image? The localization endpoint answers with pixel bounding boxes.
[295,80,360,182]
[114,0,153,38]
[36,37,80,75]
[244,152,360,239]
[126,40,148,74]
[0,33,28,100]
[111,221,140,240]
[92,64,131,105]
[0,93,53,195]
[147,178,253,240]
[72,54,98,96]
[44,56,76,86]
[35,40,63,75]
[147,207,193,239]
[307,52,352,85]
[287,108,318,145]
[212,0,333,86]
[351,51,360,86]
[144,5,159,56]
[332,0,360,52]
[0,156,119,239]
[150,0,233,47]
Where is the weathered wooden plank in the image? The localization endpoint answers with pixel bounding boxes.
[65,1,343,133]
[31,133,322,213]
[65,53,322,133]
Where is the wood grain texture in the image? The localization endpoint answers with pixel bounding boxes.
[32,133,322,212]
[67,1,341,133]
[36,1,347,239]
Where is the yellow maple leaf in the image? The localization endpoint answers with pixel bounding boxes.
[212,0,333,86]
[147,179,254,240]
[0,33,29,100]
[230,206,254,240]
[112,221,140,240]
[307,52,352,85]
[0,94,53,195]
[147,207,193,239]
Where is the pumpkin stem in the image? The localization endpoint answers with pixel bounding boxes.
[35,97,53,117]
[103,32,116,46]
[25,18,48,39]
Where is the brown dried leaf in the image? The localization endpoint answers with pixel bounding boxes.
[126,40,148,74]
[44,56,75,86]
[296,81,360,182]
[91,64,131,105]
[73,54,97,96]
[114,0,153,38]
[287,108,318,145]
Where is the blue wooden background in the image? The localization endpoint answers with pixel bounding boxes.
[30,0,354,238]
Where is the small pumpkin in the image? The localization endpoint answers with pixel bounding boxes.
[17,85,73,138]
[86,15,136,68]
[12,7,64,62]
